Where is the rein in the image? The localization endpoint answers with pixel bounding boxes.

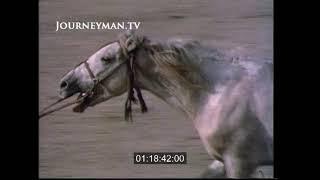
[39,97,85,119]
[124,53,147,121]
[39,40,148,121]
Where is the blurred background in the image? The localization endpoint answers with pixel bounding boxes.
[39,0,273,178]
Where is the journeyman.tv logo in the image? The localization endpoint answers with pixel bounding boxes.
[55,21,141,31]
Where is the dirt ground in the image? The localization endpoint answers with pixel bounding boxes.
[39,0,273,178]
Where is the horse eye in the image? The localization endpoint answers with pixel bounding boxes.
[101,57,111,62]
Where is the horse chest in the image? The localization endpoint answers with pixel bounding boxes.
[194,91,227,159]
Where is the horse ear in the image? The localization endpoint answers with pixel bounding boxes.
[119,30,138,53]
[126,37,137,52]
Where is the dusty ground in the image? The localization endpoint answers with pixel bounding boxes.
[39,0,273,178]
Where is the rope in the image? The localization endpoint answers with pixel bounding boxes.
[39,96,85,119]
[39,98,66,114]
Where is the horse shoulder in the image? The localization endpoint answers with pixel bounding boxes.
[194,77,255,158]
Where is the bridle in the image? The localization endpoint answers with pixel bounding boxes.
[72,41,148,121]
[39,40,148,121]
[83,61,99,97]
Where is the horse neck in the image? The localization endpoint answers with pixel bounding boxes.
[134,51,209,120]
[134,40,247,119]
[137,70,208,119]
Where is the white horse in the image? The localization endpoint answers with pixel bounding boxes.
[59,31,273,178]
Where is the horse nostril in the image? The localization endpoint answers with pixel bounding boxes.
[60,81,68,89]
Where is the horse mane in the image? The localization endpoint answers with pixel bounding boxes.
[140,37,211,91]
[117,31,263,96]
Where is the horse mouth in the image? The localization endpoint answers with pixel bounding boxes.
[72,85,107,113]
[72,93,93,113]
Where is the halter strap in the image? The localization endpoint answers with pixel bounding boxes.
[84,61,97,83]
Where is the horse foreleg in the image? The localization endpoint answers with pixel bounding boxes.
[223,153,256,178]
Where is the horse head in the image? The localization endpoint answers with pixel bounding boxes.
[59,30,148,119]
